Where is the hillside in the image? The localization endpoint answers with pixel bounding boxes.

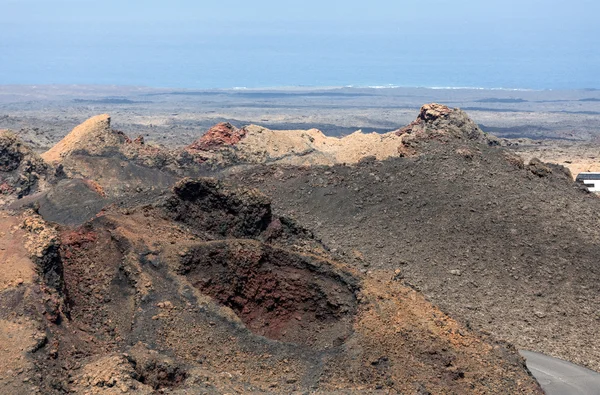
[0,107,552,393]
[229,105,600,372]
[0,181,541,394]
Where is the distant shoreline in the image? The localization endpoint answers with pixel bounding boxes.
[1,84,598,93]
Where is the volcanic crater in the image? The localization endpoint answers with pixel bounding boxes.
[179,239,359,348]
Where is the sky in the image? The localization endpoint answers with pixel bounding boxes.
[1,0,598,88]
[2,0,595,33]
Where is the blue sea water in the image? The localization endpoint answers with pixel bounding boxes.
[1,24,598,90]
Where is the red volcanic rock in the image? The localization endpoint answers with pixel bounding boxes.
[125,134,145,145]
[187,123,247,151]
[0,182,15,194]
[81,179,107,197]
[61,228,98,248]
[60,228,98,260]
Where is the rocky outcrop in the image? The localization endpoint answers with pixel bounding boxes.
[41,114,173,168]
[181,104,506,168]
[37,115,176,200]
[0,209,71,394]
[0,130,51,202]
[41,114,125,164]
[186,122,247,151]
[182,124,405,168]
[394,103,501,155]
[527,157,573,181]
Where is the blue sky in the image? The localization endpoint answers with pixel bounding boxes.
[3,0,595,26]
[3,0,595,52]
[1,0,598,88]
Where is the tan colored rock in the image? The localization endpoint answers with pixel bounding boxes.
[0,212,35,291]
[184,103,500,168]
[20,209,59,260]
[74,354,153,395]
[186,124,405,167]
[41,114,126,164]
[0,319,41,394]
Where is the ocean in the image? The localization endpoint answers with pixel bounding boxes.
[1,27,598,90]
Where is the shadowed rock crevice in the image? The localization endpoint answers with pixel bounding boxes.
[165,177,273,238]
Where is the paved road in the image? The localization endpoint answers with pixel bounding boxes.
[520,350,600,395]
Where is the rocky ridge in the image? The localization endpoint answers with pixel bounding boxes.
[182,122,405,167]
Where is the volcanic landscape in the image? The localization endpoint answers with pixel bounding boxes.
[1,100,599,393]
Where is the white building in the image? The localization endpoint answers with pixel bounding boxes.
[576,172,600,192]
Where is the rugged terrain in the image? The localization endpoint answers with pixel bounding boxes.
[184,122,404,167]
[226,110,600,372]
[1,101,599,393]
[3,84,599,179]
[0,204,541,393]
[508,139,600,178]
[1,85,599,150]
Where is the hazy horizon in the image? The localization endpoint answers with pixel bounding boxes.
[1,0,599,89]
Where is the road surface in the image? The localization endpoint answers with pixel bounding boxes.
[521,350,600,395]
